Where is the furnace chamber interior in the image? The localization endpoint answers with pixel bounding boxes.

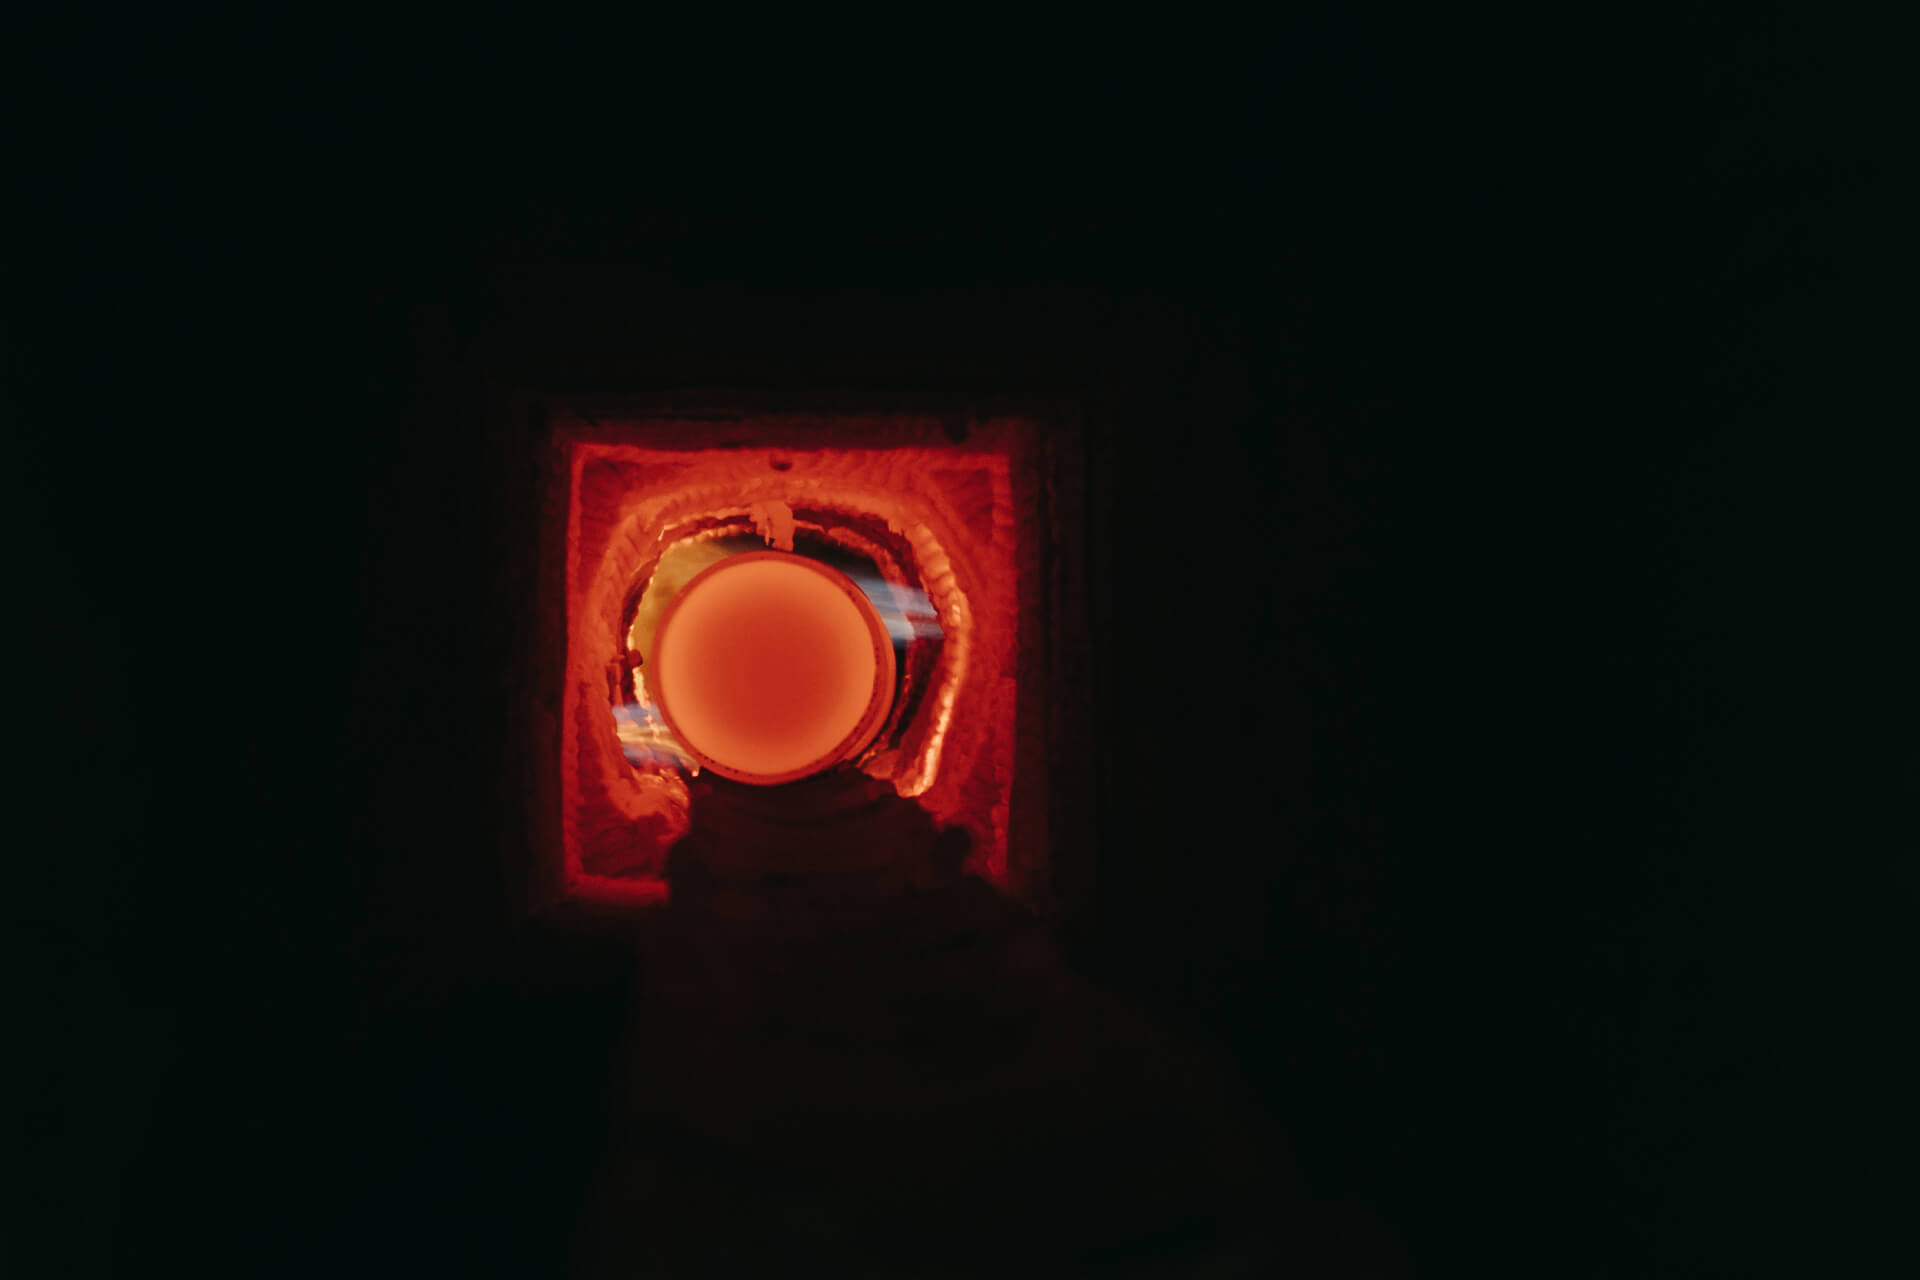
[548,412,1067,915]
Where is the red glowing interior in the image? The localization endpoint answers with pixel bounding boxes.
[548,411,1057,913]
[647,552,895,784]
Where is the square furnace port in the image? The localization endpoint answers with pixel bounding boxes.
[535,406,1080,918]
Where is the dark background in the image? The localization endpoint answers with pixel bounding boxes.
[20,9,1915,1277]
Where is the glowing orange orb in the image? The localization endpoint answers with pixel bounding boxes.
[644,551,897,785]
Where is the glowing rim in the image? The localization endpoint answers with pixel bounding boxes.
[643,550,898,786]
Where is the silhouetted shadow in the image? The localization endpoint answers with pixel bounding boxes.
[578,769,1310,1278]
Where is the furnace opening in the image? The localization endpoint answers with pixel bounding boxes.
[555,425,1037,908]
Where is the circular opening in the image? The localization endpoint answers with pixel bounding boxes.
[644,550,897,785]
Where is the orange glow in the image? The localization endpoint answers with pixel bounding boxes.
[646,551,896,785]
[554,423,1042,905]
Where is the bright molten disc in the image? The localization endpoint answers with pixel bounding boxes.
[646,551,895,785]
